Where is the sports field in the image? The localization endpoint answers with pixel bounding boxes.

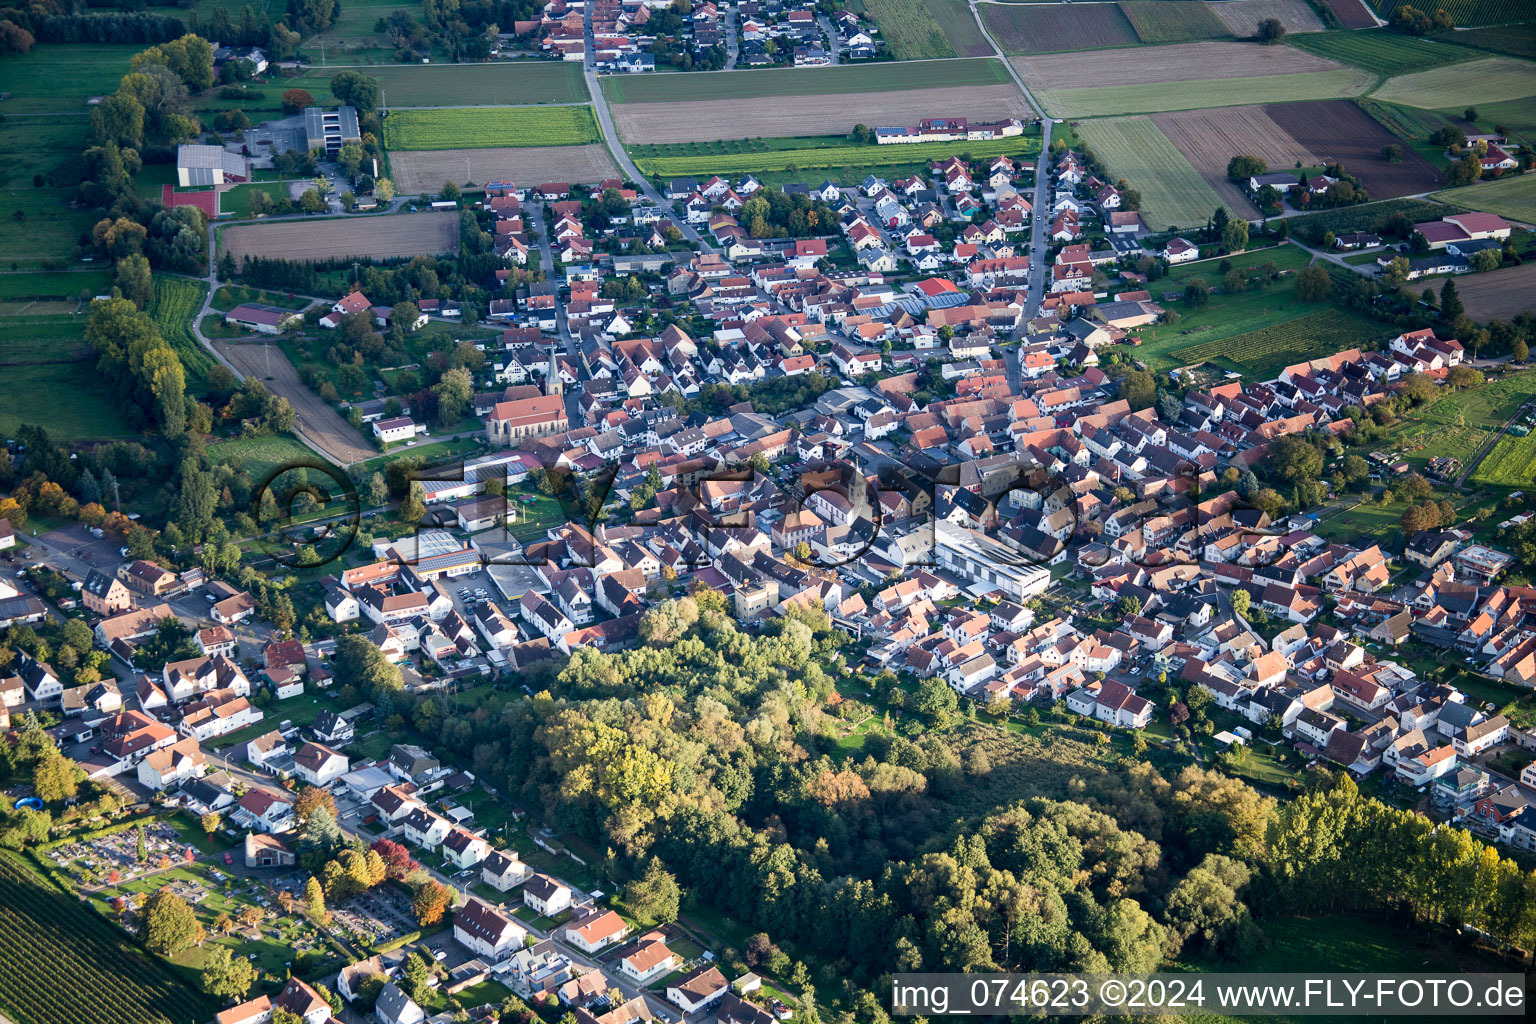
[1076,117,1225,230]
[1373,57,1536,110]
[600,58,1012,102]
[1286,29,1481,75]
[382,106,602,150]
[1119,1,1232,43]
[1432,173,1536,225]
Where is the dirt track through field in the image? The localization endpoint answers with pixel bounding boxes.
[216,341,378,465]
[221,212,459,267]
[1153,106,1318,217]
[390,145,620,194]
[1457,263,1536,322]
[1012,40,1341,90]
[607,84,1033,143]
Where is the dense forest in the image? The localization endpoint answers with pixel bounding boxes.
[321,589,1536,1023]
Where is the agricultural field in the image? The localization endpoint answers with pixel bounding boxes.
[1039,68,1373,117]
[1152,105,1318,217]
[221,211,459,266]
[0,317,135,441]
[1373,57,1536,110]
[980,2,1141,54]
[1432,173,1536,225]
[629,133,1040,180]
[0,853,217,1024]
[0,270,110,304]
[1319,0,1378,28]
[1454,262,1536,322]
[1286,28,1481,75]
[923,0,996,56]
[147,277,216,394]
[361,61,588,106]
[1455,23,1536,59]
[1075,117,1226,230]
[389,145,619,194]
[382,106,602,150]
[1012,41,1372,116]
[600,58,1012,102]
[1119,1,1232,44]
[860,0,956,59]
[1264,99,1447,197]
[1169,307,1385,379]
[606,83,1033,143]
[1210,0,1324,36]
[1367,0,1536,25]
[1471,431,1536,487]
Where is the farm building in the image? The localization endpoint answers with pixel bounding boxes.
[373,417,419,443]
[225,303,303,335]
[304,105,362,156]
[176,145,249,187]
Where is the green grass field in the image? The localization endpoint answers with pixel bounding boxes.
[147,276,215,394]
[1163,243,1314,286]
[628,132,1040,179]
[210,284,313,312]
[219,181,293,218]
[1038,67,1375,117]
[1470,431,1536,486]
[1119,0,1232,43]
[861,0,957,58]
[923,0,994,56]
[1354,98,1459,141]
[382,105,601,150]
[1433,173,1536,224]
[1074,117,1224,230]
[1287,28,1481,75]
[1134,287,1382,377]
[0,270,111,302]
[0,317,136,440]
[600,58,1012,102]
[1170,307,1385,379]
[208,434,324,479]
[365,61,590,106]
[1374,57,1536,110]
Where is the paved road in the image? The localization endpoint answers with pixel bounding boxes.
[583,2,713,252]
[817,14,841,64]
[725,6,739,70]
[968,0,1052,321]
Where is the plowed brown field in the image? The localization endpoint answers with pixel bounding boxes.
[1264,99,1446,198]
[222,211,459,266]
[607,84,1033,143]
[1154,106,1318,216]
[390,145,619,194]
